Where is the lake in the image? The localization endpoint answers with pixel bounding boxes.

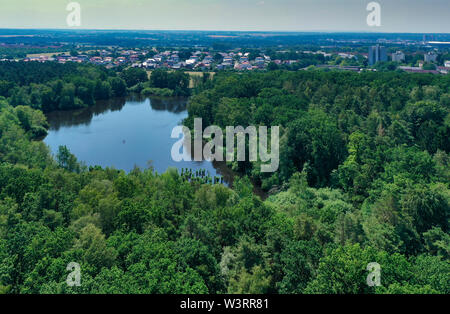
[44,94,235,184]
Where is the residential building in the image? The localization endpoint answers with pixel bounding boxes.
[399,66,439,74]
[338,53,356,59]
[391,51,405,62]
[424,52,438,63]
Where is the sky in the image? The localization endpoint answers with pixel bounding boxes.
[0,0,448,33]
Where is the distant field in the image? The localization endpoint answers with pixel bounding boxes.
[26,52,69,58]
[185,71,216,77]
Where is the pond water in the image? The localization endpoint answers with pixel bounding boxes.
[44,94,235,184]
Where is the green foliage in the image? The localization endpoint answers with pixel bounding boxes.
[186,70,449,192]
[277,240,322,293]
[56,146,81,173]
[410,254,450,294]
[1,62,127,112]
[150,69,190,96]
[141,87,174,97]
[120,67,148,88]
[304,244,413,294]
[0,65,448,295]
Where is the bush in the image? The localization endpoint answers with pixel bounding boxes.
[141,87,174,97]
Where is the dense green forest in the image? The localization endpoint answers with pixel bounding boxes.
[128,68,191,97]
[0,63,448,294]
[0,62,127,112]
[0,62,190,113]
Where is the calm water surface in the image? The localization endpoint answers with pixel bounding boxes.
[44,95,235,184]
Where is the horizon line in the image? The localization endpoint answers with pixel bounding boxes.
[0,27,448,35]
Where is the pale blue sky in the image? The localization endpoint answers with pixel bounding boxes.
[0,0,448,32]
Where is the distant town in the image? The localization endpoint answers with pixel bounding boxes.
[1,31,449,74]
[6,46,448,76]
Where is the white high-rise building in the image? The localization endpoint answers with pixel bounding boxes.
[424,52,438,63]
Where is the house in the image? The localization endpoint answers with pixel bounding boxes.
[220,61,233,69]
[77,55,89,61]
[255,57,265,63]
[235,62,253,71]
[195,62,211,70]
[130,54,140,62]
[143,61,156,69]
[437,67,448,74]
[254,57,265,69]
[100,50,111,56]
[169,54,180,63]
[203,56,213,63]
[186,58,198,66]
[338,53,356,59]
[171,63,182,70]
[90,56,103,64]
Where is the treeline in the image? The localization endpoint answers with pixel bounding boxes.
[266,51,330,70]
[0,62,127,112]
[265,50,327,62]
[125,68,191,97]
[0,62,191,113]
[0,61,106,86]
[0,46,70,60]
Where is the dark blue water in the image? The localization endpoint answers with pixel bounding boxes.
[44,94,234,182]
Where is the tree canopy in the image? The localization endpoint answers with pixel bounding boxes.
[0,64,448,294]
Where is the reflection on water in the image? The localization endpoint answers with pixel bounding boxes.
[46,95,188,131]
[44,95,267,198]
[44,95,231,183]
